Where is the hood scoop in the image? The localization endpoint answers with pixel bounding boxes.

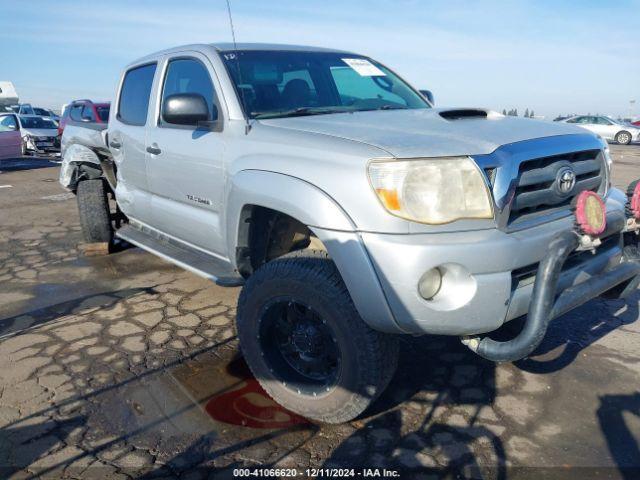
[439,109,488,121]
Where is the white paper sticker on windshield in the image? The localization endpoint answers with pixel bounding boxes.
[341,58,386,76]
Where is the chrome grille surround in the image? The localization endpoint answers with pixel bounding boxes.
[471,134,609,232]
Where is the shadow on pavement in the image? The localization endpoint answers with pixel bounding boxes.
[0,287,156,337]
[597,392,640,480]
[0,156,58,172]
[322,335,504,477]
[515,292,639,374]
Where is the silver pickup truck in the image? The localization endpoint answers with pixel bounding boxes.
[60,43,640,423]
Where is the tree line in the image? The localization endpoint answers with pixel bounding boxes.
[502,108,536,118]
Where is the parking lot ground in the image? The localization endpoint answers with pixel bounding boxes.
[0,146,640,479]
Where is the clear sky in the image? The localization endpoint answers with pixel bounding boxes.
[1,0,639,118]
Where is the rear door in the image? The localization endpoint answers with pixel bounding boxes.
[145,52,227,255]
[111,62,158,224]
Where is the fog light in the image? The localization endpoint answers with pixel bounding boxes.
[418,268,443,300]
[628,180,640,220]
[575,191,606,236]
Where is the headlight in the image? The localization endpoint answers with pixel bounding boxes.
[368,157,494,224]
[600,139,613,192]
[23,135,35,148]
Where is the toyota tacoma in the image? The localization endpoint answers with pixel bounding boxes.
[60,43,640,423]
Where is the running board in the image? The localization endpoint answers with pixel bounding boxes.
[115,224,244,287]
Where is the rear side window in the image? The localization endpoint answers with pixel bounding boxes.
[118,63,157,126]
[81,106,96,122]
[70,105,84,121]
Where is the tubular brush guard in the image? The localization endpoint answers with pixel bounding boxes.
[462,227,640,362]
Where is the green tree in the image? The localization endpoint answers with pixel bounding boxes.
[524,108,530,118]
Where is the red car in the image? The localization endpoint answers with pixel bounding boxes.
[58,99,110,136]
[0,114,22,159]
[632,120,640,127]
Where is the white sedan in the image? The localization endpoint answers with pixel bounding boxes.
[0,113,60,156]
[560,115,640,145]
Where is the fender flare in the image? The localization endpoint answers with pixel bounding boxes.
[226,170,404,334]
[59,144,103,191]
[226,170,356,248]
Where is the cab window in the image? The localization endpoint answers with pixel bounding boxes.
[161,58,216,125]
[81,106,96,122]
[70,105,84,121]
[118,63,157,126]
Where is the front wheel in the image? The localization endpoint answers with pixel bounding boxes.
[236,250,399,424]
[616,131,632,145]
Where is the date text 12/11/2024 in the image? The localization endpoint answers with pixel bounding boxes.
[232,468,401,477]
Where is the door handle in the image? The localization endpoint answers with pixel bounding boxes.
[109,140,121,149]
[146,145,161,155]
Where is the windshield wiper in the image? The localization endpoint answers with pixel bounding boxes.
[252,108,318,119]
[251,107,352,119]
[377,105,409,110]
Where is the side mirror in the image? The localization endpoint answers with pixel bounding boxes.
[419,89,435,105]
[163,93,215,126]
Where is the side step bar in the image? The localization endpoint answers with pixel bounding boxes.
[116,224,244,287]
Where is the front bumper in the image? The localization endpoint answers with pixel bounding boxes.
[361,189,634,336]
[24,136,61,156]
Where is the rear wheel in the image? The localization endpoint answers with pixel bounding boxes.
[236,250,399,424]
[616,131,632,145]
[76,179,113,244]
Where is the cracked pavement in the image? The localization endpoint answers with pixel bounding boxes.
[1,147,640,479]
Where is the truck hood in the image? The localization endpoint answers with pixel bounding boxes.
[259,108,594,158]
[23,128,58,138]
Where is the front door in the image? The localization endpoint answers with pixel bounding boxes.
[145,53,227,256]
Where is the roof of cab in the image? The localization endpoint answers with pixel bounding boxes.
[211,42,350,53]
[126,43,352,67]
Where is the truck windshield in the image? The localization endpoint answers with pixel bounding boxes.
[222,50,430,119]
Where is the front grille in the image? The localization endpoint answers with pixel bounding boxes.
[508,149,605,227]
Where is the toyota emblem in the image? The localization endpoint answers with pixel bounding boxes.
[556,166,576,195]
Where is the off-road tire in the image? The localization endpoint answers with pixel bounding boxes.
[236,249,399,424]
[76,179,113,244]
[616,131,632,145]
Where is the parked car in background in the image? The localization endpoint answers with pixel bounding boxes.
[632,120,640,127]
[57,100,110,136]
[33,107,60,123]
[0,113,60,156]
[0,114,22,160]
[10,103,36,115]
[561,115,640,145]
